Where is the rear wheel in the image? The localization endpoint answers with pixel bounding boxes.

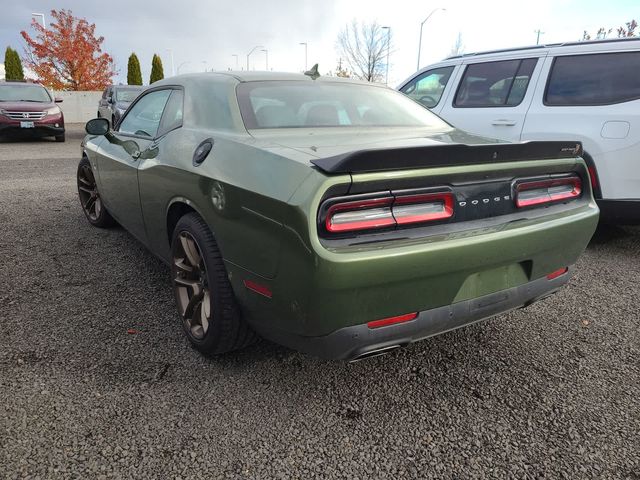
[171,213,256,355]
[77,157,114,228]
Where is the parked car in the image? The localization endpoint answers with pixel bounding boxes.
[78,72,598,361]
[97,85,145,126]
[398,37,640,224]
[0,81,65,142]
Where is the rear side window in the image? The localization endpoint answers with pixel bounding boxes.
[454,58,537,107]
[400,66,454,108]
[158,89,184,136]
[545,52,640,106]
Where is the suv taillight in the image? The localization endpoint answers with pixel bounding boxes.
[324,191,454,234]
[515,176,582,208]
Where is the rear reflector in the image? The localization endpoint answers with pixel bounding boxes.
[367,312,418,329]
[546,267,568,280]
[325,191,454,234]
[516,176,582,208]
[243,279,273,298]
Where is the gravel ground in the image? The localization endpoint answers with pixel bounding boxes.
[0,125,639,479]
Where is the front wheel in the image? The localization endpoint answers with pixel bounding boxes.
[171,213,257,355]
[77,157,115,228]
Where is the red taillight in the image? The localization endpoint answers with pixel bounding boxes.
[515,176,582,208]
[325,191,454,234]
[243,280,273,298]
[546,267,568,280]
[325,197,395,233]
[393,192,454,225]
[367,312,418,329]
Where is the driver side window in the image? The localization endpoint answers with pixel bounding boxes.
[400,66,454,109]
[118,89,172,138]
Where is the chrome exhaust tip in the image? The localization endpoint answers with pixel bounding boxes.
[350,344,402,362]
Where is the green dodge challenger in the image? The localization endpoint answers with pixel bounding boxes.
[78,71,598,360]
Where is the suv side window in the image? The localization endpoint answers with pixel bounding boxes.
[118,89,172,138]
[158,89,184,136]
[454,58,537,107]
[400,66,454,108]
[545,52,640,106]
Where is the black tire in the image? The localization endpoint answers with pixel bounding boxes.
[171,213,257,355]
[77,157,115,228]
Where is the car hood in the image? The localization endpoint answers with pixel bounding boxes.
[249,126,500,161]
[0,101,55,111]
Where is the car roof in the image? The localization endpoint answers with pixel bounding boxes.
[446,37,640,60]
[162,71,379,86]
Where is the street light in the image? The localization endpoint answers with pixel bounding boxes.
[382,26,391,85]
[247,45,264,70]
[177,61,191,74]
[231,54,239,69]
[417,8,446,70]
[31,13,46,29]
[299,42,308,70]
[166,49,175,76]
[202,61,208,72]
[261,49,269,70]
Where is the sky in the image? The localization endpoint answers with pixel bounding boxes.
[0,0,637,88]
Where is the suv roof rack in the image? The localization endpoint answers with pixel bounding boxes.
[445,37,640,60]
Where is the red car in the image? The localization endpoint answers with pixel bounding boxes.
[0,81,65,142]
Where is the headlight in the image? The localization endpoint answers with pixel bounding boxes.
[45,106,61,116]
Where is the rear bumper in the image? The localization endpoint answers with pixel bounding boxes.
[597,199,640,225]
[259,269,571,360]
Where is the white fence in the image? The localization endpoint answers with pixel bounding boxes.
[54,91,102,123]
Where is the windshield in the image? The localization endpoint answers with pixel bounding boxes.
[237,81,450,130]
[0,84,52,102]
[115,89,142,102]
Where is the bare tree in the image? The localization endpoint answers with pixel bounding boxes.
[448,32,464,57]
[337,20,390,82]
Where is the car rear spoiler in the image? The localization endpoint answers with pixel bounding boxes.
[310,141,583,174]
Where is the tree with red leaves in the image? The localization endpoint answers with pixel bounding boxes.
[21,9,114,91]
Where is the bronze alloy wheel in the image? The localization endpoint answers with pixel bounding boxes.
[77,163,102,222]
[173,231,212,340]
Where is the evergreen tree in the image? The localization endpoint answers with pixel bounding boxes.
[127,53,142,85]
[4,47,25,81]
[149,54,164,84]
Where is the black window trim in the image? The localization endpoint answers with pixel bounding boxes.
[401,65,456,109]
[115,85,183,141]
[452,57,539,109]
[543,51,640,107]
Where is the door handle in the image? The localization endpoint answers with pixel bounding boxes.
[492,119,517,126]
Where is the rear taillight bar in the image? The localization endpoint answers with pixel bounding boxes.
[324,191,454,234]
[515,176,582,208]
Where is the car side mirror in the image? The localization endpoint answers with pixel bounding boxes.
[54,97,63,103]
[86,117,110,136]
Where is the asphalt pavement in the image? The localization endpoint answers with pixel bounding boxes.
[0,125,639,479]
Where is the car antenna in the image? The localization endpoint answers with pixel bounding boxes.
[304,64,320,80]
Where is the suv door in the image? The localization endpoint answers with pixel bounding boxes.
[95,88,173,242]
[440,56,543,141]
[398,65,458,115]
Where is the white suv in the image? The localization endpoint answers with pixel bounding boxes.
[398,38,640,223]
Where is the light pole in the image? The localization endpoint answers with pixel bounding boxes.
[417,8,446,70]
[177,61,191,74]
[382,26,391,85]
[299,42,308,70]
[166,49,175,76]
[202,61,208,72]
[31,12,46,29]
[261,49,269,70]
[247,45,264,70]
[535,29,544,45]
[231,54,238,69]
